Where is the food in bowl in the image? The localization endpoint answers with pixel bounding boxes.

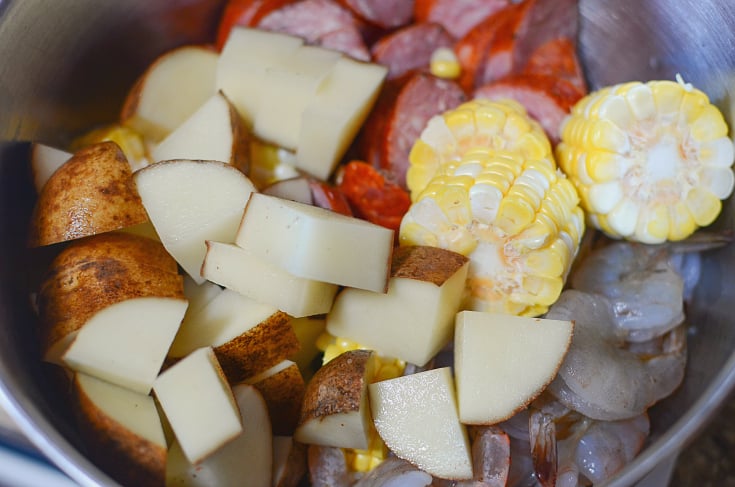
[22,0,735,485]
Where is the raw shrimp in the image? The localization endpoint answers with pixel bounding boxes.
[354,457,431,487]
[431,426,511,487]
[570,241,685,342]
[308,445,361,487]
[526,398,649,486]
[528,396,588,487]
[545,290,687,421]
[574,413,649,484]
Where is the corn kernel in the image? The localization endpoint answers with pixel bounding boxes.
[71,124,150,171]
[430,47,461,79]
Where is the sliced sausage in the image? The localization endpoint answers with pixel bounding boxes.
[257,0,371,61]
[371,22,454,79]
[337,160,411,231]
[359,72,467,188]
[474,73,585,143]
[523,37,587,92]
[459,0,581,91]
[476,0,535,86]
[513,0,579,72]
[336,0,414,29]
[215,0,296,50]
[454,6,514,92]
[414,0,510,39]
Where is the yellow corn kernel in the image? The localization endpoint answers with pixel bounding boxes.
[401,147,584,317]
[343,427,389,472]
[557,78,735,243]
[248,138,300,190]
[430,47,461,80]
[407,99,552,199]
[70,124,150,171]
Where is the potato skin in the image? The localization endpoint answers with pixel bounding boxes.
[29,141,148,247]
[37,232,183,358]
[391,245,469,286]
[71,375,166,487]
[215,310,299,384]
[298,349,374,423]
[251,363,305,436]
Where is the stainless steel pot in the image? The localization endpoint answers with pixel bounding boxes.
[0,0,733,485]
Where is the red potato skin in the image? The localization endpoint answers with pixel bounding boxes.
[371,22,454,80]
[414,0,509,39]
[474,73,585,143]
[257,0,371,61]
[215,0,296,50]
[336,0,414,29]
[358,72,467,189]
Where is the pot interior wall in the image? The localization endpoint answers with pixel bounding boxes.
[0,0,734,485]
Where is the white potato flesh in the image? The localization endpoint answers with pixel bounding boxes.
[295,411,369,450]
[217,27,303,123]
[125,46,219,142]
[201,241,338,318]
[151,92,237,164]
[134,160,256,284]
[182,276,222,316]
[30,143,71,193]
[369,367,472,480]
[154,347,242,464]
[76,373,166,448]
[326,262,468,366]
[62,297,188,395]
[169,288,280,358]
[272,436,294,486]
[262,177,314,205]
[296,57,386,180]
[244,359,294,384]
[255,45,342,150]
[166,384,272,487]
[236,193,393,293]
[454,311,573,424]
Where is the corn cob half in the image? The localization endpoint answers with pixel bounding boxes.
[406,98,552,200]
[557,78,735,243]
[401,146,584,317]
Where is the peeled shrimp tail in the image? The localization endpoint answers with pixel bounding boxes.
[354,457,431,487]
[529,410,557,487]
[465,426,511,487]
[507,438,542,487]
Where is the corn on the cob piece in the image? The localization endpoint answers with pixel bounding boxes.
[70,124,151,172]
[406,98,552,200]
[316,333,404,472]
[557,78,735,243]
[401,146,584,316]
